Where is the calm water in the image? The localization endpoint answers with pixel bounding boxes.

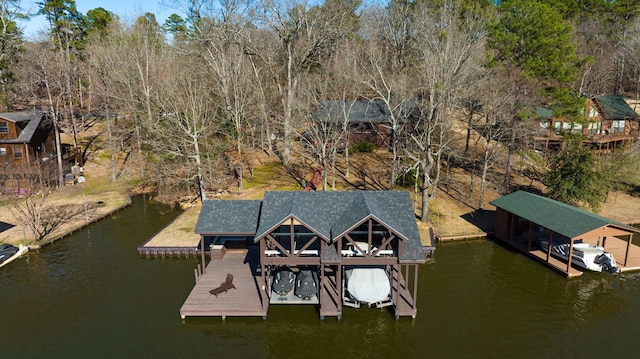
[2,196,640,358]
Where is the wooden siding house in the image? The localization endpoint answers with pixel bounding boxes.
[0,110,56,167]
[534,95,640,150]
[313,100,417,149]
[192,190,431,320]
[490,191,640,277]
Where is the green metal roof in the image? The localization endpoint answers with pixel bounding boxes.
[490,191,638,239]
[535,107,553,118]
[594,96,640,120]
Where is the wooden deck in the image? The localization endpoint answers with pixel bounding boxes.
[180,249,420,320]
[180,249,269,320]
[495,235,640,277]
[319,271,341,319]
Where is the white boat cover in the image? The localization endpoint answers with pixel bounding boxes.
[346,268,391,304]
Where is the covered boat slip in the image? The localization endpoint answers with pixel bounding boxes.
[179,247,419,320]
[490,191,640,277]
[184,191,431,320]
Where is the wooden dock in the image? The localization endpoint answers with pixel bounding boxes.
[180,249,269,320]
[495,235,640,277]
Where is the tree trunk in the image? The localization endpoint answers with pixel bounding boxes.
[420,168,429,223]
[106,109,117,182]
[193,138,207,201]
[282,42,294,166]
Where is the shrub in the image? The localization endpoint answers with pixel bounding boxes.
[349,142,375,154]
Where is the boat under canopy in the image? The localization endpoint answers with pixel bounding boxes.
[345,267,391,305]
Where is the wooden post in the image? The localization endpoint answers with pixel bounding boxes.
[546,232,552,262]
[567,239,574,273]
[527,222,533,251]
[337,264,342,314]
[290,218,295,255]
[394,264,400,315]
[624,234,631,267]
[200,236,206,274]
[368,219,373,253]
[413,265,419,310]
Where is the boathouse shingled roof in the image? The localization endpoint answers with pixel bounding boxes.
[195,200,262,234]
[490,191,638,239]
[254,191,426,262]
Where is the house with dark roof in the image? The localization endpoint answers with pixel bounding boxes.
[0,110,56,167]
[490,191,640,277]
[313,100,418,149]
[193,190,431,320]
[534,95,640,150]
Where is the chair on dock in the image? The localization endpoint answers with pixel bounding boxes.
[209,273,236,297]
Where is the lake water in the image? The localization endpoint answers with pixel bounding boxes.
[2,196,640,358]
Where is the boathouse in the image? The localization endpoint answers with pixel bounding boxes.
[181,190,430,320]
[490,191,640,277]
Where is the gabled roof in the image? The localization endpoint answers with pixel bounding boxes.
[490,191,638,239]
[195,200,262,234]
[254,191,426,262]
[593,96,640,121]
[0,110,42,124]
[0,110,47,145]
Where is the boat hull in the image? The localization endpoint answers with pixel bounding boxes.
[538,240,617,273]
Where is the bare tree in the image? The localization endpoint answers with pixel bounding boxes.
[258,0,358,165]
[403,1,486,222]
[9,163,95,243]
[16,41,66,187]
[152,54,219,201]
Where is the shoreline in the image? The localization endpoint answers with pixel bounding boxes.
[0,190,132,248]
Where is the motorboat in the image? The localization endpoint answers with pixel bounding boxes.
[344,267,392,308]
[0,244,19,264]
[294,269,319,300]
[538,239,617,273]
[0,244,28,268]
[272,269,295,296]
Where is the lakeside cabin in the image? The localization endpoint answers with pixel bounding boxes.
[180,190,432,320]
[490,191,640,277]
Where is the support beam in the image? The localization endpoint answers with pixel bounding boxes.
[625,234,631,267]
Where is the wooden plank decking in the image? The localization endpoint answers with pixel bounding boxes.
[319,273,341,319]
[180,249,269,319]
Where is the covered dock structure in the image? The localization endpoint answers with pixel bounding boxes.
[180,190,432,321]
[490,191,640,277]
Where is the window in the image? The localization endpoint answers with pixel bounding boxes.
[0,147,6,156]
[612,120,625,133]
[0,121,7,133]
[587,122,601,135]
[571,122,583,134]
[13,147,22,158]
